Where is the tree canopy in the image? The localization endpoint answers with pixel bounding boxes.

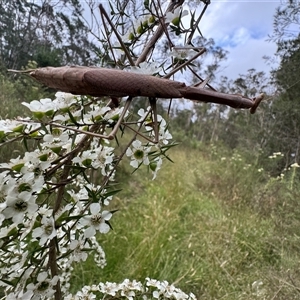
[0,0,97,70]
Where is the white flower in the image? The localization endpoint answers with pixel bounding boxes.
[72,150,97,167]
[170,47,196,60]
[21,119,41,134]
[252,280,265,297]
[53,108,82,122]
[22,98,56,114]
[93,240,107,267]
[149,280,193,300]
[15,171,44,194]
[0,213,4,226]
[0,172,15,210]
[121,289,135,300]
[0,223,17,239]
[74,286,96,299]
[150,157,163,180]
[3,191,38,224]
[68,188,88,212]
[165,7,188,24]
[126,140,151,168]
[121,279,144,292]
[84,105,111,123]
[26,272,59,300]
[104,106,129,124]
[146,278,160,288]
[53,92,77,110]
[161,281,177,298]
[152,280,183,299]
[269,151,284,159]
[92,145,114,175]
[81,203,112,238]
[6,249,29,277]
[38,205,53,217]
[99,282,120,296]
[0,156,26,172]
[23,150,51,172]
[0,119,25,134]
[42,131,70,152]
[69,239,88,262]
[6,290,33,300]
[129,62,162,75]
[188,292,197,300]
[137,107,154,129]
[137,107,172,145]
[32,215,56,246]
[290,162,300,168]
[157,127,172,145]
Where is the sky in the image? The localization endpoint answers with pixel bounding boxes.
[198,0,282,80]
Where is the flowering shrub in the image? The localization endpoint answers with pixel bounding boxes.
[0,91,175,298]
[0,1,215,298]
[66,278,197,300]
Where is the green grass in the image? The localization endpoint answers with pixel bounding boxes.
[71,144,300,299]
[0,72,52,163]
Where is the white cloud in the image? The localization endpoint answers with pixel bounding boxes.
[198,0,281,80]
[220,27,252,47]
[218,37,277,79]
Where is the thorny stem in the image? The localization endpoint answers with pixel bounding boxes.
[49,122,106,300]
[49,238,62,300]
[152,0,174,49]
[149,98,159,143]
[164,47,206,79]
[186,1,210,44]
[136,0,185,65]
[50,157,72,300]
[99,4,135,66]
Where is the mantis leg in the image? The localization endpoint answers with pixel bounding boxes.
[149,97,159,143]
[107,96,133,140]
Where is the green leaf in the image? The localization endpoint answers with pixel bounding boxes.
[67,110,80,126]
[144,0,149,9]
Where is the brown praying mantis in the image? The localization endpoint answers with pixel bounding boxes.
[8,65,264,142]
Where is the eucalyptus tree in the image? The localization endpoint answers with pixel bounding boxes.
[0,0,97,70]
[263,1,300,170]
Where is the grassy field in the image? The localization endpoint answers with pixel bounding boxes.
[71,143,300,299]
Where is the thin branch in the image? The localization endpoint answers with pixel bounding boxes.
[135,0,185,65]
[99,4,135,66]
[186,1,210,44]
[164,47,206,79]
